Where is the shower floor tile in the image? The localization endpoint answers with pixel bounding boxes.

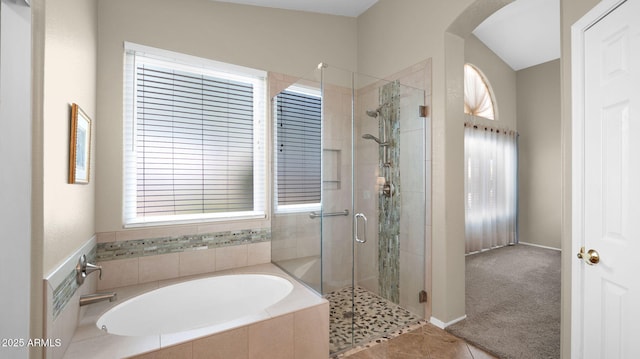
[325,286,422,354]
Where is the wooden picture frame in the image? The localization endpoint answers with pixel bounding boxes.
[69,103,92,184]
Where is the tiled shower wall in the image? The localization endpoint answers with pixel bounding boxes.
[270,73,354,294]
[321,82,356,294]
[270,74,324,275]
[377,80,401,304]
[270,61,432,317]
[355,60,432,318]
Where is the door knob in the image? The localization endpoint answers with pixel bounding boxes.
[577,247,600,265]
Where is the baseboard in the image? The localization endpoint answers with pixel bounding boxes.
[519,241,561,251]
[429,315,467,329]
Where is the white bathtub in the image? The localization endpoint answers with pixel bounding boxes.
[63,264,329,359]
[97,274,294,336]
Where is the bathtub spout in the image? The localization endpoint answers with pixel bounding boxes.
[80,292,117,306]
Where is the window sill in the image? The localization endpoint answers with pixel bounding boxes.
[123,212,267,229]
[274,203,321,215]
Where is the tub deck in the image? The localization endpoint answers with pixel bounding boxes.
[62,263,328,359]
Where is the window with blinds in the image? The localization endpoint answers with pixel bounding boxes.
[123,43,266,226]
[274,88,322,211]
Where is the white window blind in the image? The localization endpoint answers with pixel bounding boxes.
[123,44,266,226]
[274,88,321,210]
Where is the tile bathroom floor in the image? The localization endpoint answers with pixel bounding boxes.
[325,286,497,359]
[336,322,498,359]
[326,286,422,354]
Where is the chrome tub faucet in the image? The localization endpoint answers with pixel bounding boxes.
[79,292,117,306]
[75,254,117,306]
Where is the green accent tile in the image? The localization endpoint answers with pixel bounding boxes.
[53,228,270,320]
[97,228,271,262]
[378,81,401,304]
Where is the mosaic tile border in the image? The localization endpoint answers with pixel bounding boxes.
[96,228,271,262]
[52,246,97,319]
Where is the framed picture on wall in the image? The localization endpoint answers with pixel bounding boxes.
[69,103,92,184]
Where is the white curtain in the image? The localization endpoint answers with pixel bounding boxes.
[464,122,518,253]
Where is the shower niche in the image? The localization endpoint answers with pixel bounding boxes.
[271,62,431,354]
[323,148,341,190]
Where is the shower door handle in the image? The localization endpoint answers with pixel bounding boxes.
[354,213,367,243]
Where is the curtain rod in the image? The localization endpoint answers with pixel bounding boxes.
[464,121,518,136]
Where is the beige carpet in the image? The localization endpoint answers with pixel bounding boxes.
[446,244,561,359]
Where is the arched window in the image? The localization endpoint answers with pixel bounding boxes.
[464,64,495,120]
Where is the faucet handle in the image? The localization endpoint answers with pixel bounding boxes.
[76,255,103,285]
[84,263,102,279]
[85,262,102,280]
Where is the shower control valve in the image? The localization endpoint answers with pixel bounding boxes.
[382,181,394,197]
[76,254,103,285]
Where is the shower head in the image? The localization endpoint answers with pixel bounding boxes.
[366,110,379,118]
[365,103,389,118]
[362,134,389,146]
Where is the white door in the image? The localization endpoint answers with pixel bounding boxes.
[572,0,640,358]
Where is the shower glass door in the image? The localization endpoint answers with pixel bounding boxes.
[270,69,324,294]
[271,63,428,355]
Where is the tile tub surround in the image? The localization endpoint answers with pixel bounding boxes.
[52,246,97,319]
[63,263,329,359]
[95,228,271,290]
[44,236,98,359]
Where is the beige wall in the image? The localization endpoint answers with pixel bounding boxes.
[465,34,517,129]
[358,2,595,355]
[358,0,513,325]
[41,0,98,276]
[96,0,357,235]
[517,59,561,249]
[358,0,470,325]
[357,0,471,79]
[28,0,98,355]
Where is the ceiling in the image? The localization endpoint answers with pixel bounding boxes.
[213,0,560,71]
[213,0,379,17]
[472,0,560,71]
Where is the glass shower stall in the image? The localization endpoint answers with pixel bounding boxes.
[271,63,429,354]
